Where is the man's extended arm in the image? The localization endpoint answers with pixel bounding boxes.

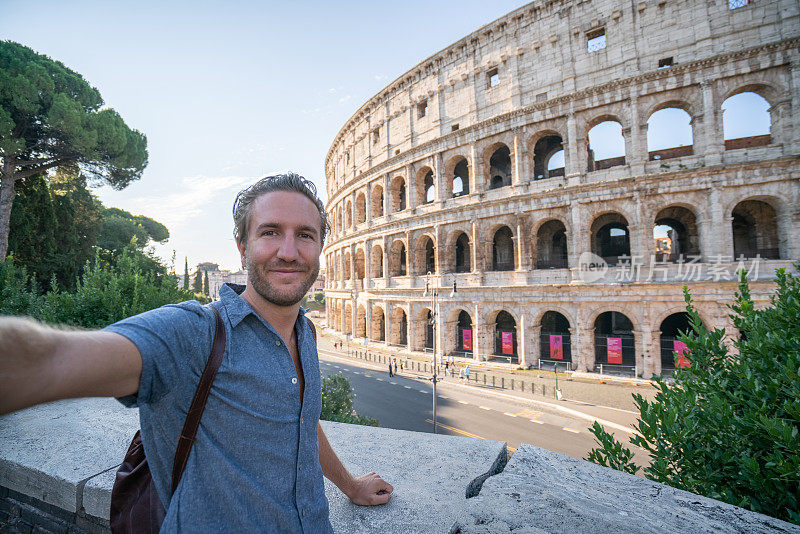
[0,316,142,414]
[317,422,393,505]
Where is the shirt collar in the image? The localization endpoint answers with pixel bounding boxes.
[219,283,306,329]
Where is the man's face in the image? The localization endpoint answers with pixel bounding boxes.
[237,191,322,307]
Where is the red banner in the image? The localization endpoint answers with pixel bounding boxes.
[549,335,563,359]
[607,337,622,364]
[502,332,513,355]
[674,340,691,368]
[462,329,472,351]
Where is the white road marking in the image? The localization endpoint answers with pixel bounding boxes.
[376,378,384,382]
[419,390,427,394]
[404,385,412,389]
[530,420,544,425]
[390,382,398,385]
[562,427,580,434]
[439,395,449,399]
[479,406,490,410]
[353,372,361,375]
[458,400,469,405]
[504,412,517,418]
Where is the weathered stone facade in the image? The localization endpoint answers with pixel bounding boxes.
[323,0,800,376]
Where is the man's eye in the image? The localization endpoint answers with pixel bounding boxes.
[262,230,276,236]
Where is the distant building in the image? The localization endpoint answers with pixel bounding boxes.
[208,268,248,300]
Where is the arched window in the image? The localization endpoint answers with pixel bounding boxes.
[494,311,517,363]
[355,193,367,224]
[722,92,771,149]
[414,236,436,275]
[389,241,407,276]
[372,185,384,218]
[488,146,512,189]
[731,200,780,259]
[591,213,630,266]
[391,177,406,212]
[371,245,383,278]
[452,159,469,196]
[588,120,626,171]
[492,226,515,271]
[594,312,635,368]
[647,108,694,160]
[533,135,564,180]
[354,249,365,280]
[423,309,434,350]
[423,170,435,204]
[536,220,568,269]
[654,206,700,262]
[660,312,694,372]
[455,233,471,273]
[356,305,367,338]
[391,308,408,346]
[456,311,473,354]
[540,311,571,363]
[371,307,385,341]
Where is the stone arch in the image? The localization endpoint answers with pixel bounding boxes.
[336,205,342,236]
[390,307,408,346]
[444,155,470,197]
[344,303,353,335]
[371,184,384,218]
[484,142,512,189]
[646,104,694,160]
[371,305,385,341]
[354,248,366,280]
[587,115,626,171]
[492,225,515,271]
[530,130,565,180]
[535,219,568,269]
[370,244,383,278]
[486,309,518,362]
[344,250,352,280]
[390,175,407,212]
[447,308,474,355]
[593,310,635,368]
[389,239,407,276]
[415,166,435,205]
[654,205,701,262]
[355,192,367,224]
[413,234,436,275]
[731,198,781,259]
[416,307,434,351]
[448,231,471,273]
[356,304,367,338]
[659,312,696,371]
[345,200,353,229]
[539,311,572,363]
[722,87,774,149]
[590,212,631,266]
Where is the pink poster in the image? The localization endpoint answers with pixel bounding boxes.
[607,337,622,364]
[462,329,472,351]
[674,339,691,368]
[549,335,563,359]
[502,332,513,355]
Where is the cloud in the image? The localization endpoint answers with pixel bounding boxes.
[338,95,352,104]
[374,74,387,81]
[124,174,252,228]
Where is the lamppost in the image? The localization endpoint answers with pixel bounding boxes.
[423,271,457,434]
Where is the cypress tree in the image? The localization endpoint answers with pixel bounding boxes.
[203,271,209,296]
[193,269,202,292]
[183,257,189,290]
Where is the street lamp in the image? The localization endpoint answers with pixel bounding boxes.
[423,272,457,434]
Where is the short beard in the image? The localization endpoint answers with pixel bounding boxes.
[245,255,319,307]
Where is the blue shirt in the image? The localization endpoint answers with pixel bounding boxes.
[107,283,332,533]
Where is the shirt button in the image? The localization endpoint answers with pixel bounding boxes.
[275,340,281,346]
[291,377,298,384]
[300,417,304,424]
[302,509,306,517]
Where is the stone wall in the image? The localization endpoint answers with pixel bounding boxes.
[2,399,798,533]
[322,0,800,377]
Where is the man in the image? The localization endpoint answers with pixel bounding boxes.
[0,173,393,532]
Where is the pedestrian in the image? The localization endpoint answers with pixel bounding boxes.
[459,367,465,382]
[0,172,393,532]
[393,358,397,375]
[399,360,404,373]
[465,365,470,382]
[388,359,393,377]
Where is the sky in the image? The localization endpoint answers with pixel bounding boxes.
[1,0,530,272]
[1,2,769,271]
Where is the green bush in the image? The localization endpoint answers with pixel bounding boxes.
[1,247,204,328]
[587,267,800,524]
[320,372,378,426]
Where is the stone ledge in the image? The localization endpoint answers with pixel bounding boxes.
[451,444,800,534]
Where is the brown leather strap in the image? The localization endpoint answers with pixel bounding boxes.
[307,317,317,344]
[171,306,226,495]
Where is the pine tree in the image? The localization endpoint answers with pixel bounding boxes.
[192,269,202,293]
[203,271,210,296]
[183,257,189,290]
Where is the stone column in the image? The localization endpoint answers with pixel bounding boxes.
[567,327,578,371]
[406,163,416,211]
[517,313,527,368]
[365,304,373,340]
[512,129,524,187]
[382,236,389,279]
[788,61,800,154]
[530,324,542,368]
[364,242,372,288]
[565,111,583,185]
[705,185,733,259]
[516,217,529,270]
[384,301,393,345]
[471,220,480,272]
[649,330,662,378]
[472,303,483,361]
[568,201,589,270]
[636,329,649,378]
[383,173,391,219]
[434,224,443,274]
[701,80,724,167]
[628,93,646,175]
[366,184,373,224]
[470,142,484,195]
[434,152,444,204]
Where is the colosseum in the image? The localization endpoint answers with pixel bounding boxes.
[323,0,799,377]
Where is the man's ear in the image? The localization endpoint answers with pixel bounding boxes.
[236,238,247,269]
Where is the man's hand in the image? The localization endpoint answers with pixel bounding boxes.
[344,472,393,506]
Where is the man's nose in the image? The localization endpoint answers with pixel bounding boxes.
[276,236,300,260]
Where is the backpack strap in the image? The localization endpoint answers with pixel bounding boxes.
[307,317,317,344]
[171,306,226,495]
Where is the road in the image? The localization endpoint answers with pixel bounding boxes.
[318,347,644,461]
